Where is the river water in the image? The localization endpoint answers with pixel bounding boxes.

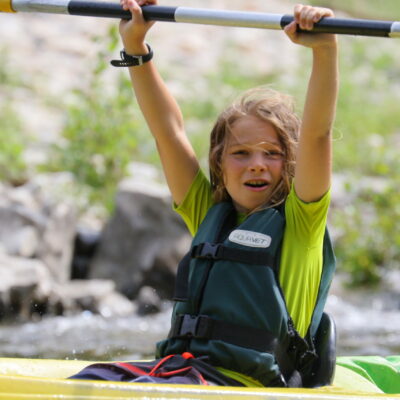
[0,293,399,361]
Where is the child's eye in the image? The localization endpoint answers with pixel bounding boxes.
[232,150,248,156]
[264,150,284,160]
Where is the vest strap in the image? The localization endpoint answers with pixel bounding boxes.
[169,314,278,353]
[191,242,275,265]
[173,242,276,301]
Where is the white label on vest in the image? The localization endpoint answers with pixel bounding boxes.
[228,230,272,248]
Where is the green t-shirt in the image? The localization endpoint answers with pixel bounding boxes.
[174,169,331,338]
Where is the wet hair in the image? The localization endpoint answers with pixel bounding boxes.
[209,87,300,211]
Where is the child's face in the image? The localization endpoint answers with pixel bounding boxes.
[222,115,284,214]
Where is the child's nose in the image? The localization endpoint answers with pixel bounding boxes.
[249,154,267,172]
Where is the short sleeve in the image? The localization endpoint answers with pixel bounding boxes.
[173,169,214,236]
[279,184,331,336]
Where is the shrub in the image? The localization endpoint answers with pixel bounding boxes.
[0,49,28,186]
[44,26,142,212]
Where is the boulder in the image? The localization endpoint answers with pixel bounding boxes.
[53,279,134,317]
[0,175,77,283]
[89,175,191,300]
[0,252,52,320]
[0,174,136,321]
[0,251,134,321]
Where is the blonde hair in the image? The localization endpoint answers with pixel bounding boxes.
[209,87,300,211]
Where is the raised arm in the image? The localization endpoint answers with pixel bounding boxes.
[119,0,199,205]
[284,5,339,203]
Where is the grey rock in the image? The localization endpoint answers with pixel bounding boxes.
[53,279,134,317]
[0,252,52,320]
[89,177,191,300]
[0,176,77,283]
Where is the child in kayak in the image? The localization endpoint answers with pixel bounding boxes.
[71,1,339,387]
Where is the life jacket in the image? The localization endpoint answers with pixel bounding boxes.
[156,201,336,387]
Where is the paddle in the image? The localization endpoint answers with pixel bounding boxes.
[1,1,400,38]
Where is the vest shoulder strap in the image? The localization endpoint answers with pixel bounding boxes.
[173,202,236,302]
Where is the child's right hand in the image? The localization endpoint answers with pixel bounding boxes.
[119,0,157,53]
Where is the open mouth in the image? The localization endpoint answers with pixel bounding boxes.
[244,180,269,189]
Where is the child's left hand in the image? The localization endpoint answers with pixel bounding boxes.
[284,4,337,49]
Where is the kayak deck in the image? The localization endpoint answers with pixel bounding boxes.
[0,357,399,400]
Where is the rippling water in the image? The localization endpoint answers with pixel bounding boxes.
[325,295,400,357]
[0,295,399,361]
[0,308,171,361]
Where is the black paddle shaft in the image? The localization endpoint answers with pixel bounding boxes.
[64,3,398,38]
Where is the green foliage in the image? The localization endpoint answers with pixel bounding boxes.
[0,104,27,186]
[0,48,28,186]
[333,173,400,286]
[44,26,141,211]
[324,37,400,286]
[333,39,400,175]
[0,48,22,88]
[334,55,398,284]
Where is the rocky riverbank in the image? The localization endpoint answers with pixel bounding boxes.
[0,164,193,321]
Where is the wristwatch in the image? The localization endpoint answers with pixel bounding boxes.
[111,44,153,67]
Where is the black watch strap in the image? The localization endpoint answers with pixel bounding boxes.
[111,44,153,67]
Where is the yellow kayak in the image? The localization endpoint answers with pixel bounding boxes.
[0,357,399,399]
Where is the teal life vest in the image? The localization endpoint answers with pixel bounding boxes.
[156,201,336,387]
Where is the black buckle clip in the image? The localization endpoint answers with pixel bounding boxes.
[177,315,213,339]
[192,242,221,259]
[180,315,199,337]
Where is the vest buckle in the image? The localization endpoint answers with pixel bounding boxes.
[173,315,214,339]
[191,242,222,259]
[180,315,199,337]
